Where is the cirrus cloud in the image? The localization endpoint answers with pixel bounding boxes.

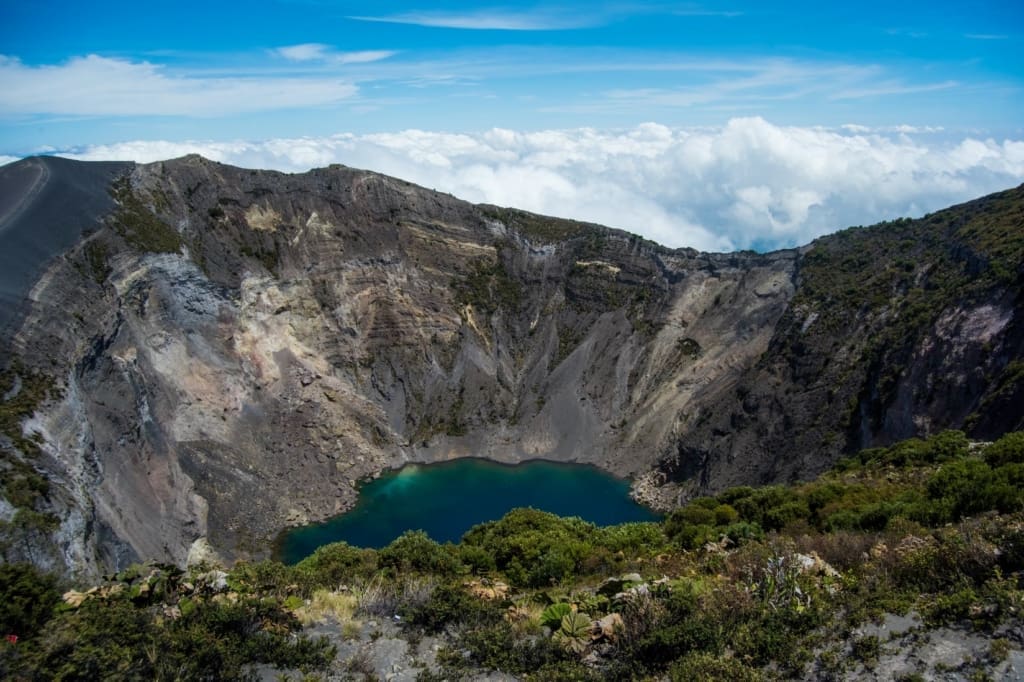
[0,55,357,117]
[273,44,397,65]
[46,118,1024,252]
[346,9,602,31]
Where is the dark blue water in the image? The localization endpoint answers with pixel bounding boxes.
[278,458,659,563]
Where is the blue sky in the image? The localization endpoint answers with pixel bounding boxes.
[1,1,1022,250]
[1,0,1021,149]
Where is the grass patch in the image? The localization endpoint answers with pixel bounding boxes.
[293,589,360,628]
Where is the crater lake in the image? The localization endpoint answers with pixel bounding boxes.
[277,458,660,563]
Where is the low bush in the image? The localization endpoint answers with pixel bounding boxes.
[4,591,334,680]
[403,582,500,633]
[984,431,1024,467]
[378,530,460,576]
[668,652,768,681]
[0,563,60,639]
[295,540,378,590]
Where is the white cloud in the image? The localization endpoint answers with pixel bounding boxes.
[830,80,958,100]
[347,10,598,31]
[347,4,741,30]
[274,44,396,65]
[842,124,945,134]
[0,55,357,117]
[275,43,332,61]
[334,50,397,65]
[52,118,1024,252]
[0,155,18,166]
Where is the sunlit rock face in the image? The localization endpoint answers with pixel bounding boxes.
[1,154,1020,578]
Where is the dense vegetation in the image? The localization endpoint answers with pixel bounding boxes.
[2,430,1024,680]
[782,186,1024,443]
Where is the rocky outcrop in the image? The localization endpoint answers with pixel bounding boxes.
[660,192,1024,497]
[0,155,1021,578]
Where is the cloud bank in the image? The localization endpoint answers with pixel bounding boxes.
[44,118,1024,252]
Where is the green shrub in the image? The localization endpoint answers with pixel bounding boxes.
[668,652,767,681]
[0,563,60,639]
[632,616,724,668]
[531,544,584,586]
[596,522,665,554]
[806,482,847,514]
[8,592,334,680]
[447,621,572,674]
[403,583,500,633]
[722,521,765,545]
[228,559,299,597]
[763,500,811,531]
[923,586,979,626]
[718,486,756,505]
[457,543,497,575]
[462,509,597,587]
[848,430,970,469]
[674,524,718,551]
[851,634,882,664]
[295,541,378,589]
[379,531,460,576]
[921,430,971,463]
[726,486,803,528]
[984,431,1024,467]
[525,660,601,681]
[921,456,1024,520]
[714,504,740,526]
[680,505,716,527]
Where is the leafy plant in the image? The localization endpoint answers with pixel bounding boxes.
[541,602,573,630]
[552,611,591,654]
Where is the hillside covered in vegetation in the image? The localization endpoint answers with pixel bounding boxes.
[3,430,1023,680]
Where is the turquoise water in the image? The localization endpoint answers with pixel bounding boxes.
[277,458,660,564]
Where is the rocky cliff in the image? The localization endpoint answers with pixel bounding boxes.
[0,155,1021,578]
[661,189,1024,496]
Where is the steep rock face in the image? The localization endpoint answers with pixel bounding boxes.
[662,189,1024,495]
[0,155,1020,578]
